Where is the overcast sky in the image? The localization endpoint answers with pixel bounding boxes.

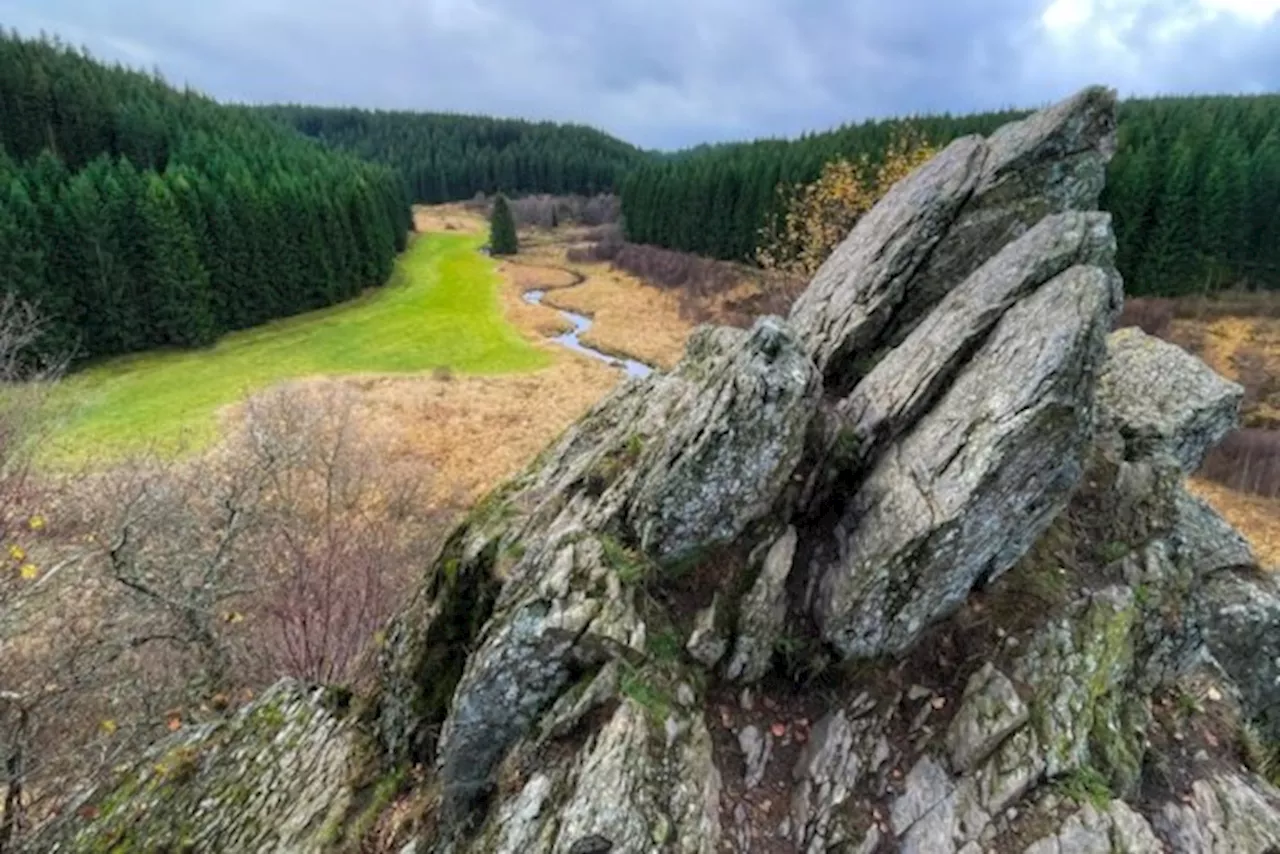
[3,0,1279,149]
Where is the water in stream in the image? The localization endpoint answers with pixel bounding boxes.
[522,289,653,379]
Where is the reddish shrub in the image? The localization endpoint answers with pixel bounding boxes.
[1199,428,1280,498]
[1115,297,1175,339]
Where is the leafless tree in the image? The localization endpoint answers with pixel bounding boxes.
[0,295,69,853]
[1,377,449,849]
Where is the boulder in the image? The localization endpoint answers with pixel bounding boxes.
[946,663,1030,774]
[1096,327,1244,472]
[1197,569,1280,739]
[787,136,986,392]
[463,700,722,854]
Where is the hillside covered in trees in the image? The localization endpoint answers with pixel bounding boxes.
[620,96,1280,295]
[0,32,411,366]
[262,106,646,204]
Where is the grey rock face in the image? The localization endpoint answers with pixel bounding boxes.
[836,210,1116,468]
[790,86,1116,393]
[1197,570,1280,739]
[1152,772,1280,853]
[685,597,728,668]
[1021,801,1162,854]
[1097,328,1244,472]
[788,136,986,389]
[626,318,821,562]
[891,86,1117,347]
[1013,586,1141,786]
[737,724,773,790]
[725,526,798,683]
[817,265,1120,658]
[35,681,356,854]
[434,536,646,825]
[946,663,1030,774]
[404,315,819,826]
[1174,488,1258,576]
[466,700,722,854]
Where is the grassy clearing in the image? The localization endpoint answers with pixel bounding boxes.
[44,232,550,464]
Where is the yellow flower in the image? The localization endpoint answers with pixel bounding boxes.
[19,563,38,580]
[8,544,25,562]
[27,515,45,531]
[100,719,118,735]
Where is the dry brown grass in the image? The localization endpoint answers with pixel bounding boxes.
[495,260,577,339]
[318,361,617,503]
[1187,477,1280,570]
[516,244,694,370]
[1161,307,1280,565]
[412,203,485,235]
[203,208,648,505]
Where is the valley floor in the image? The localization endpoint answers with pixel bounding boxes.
[40,203,1280,569]
[40,204,690,506]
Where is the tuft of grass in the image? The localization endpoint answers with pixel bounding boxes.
[646,627,684,664]
[44,232,550,465]
[1174,688,1206,719]
[1054,765,1113,809]
[1239,721,1280,786]
[619,665,671,723]
[600,534,651,585]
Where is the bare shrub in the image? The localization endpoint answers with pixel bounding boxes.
[484,194,622,229]
[595,241,804,327]
[611,243,740,292]
[1,381,449,848]
[1115,297,1175,339]
[235,386,446,687]
[579,194,621,226]
[1199,428,1280,498]
[0,295,71,851]
[1174,288,1280,321]
[566,228,624,264]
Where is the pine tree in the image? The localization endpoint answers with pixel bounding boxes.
[1141,139,1200,296]
[489,194,518,256]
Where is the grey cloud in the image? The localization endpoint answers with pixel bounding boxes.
[1,0,1278,149]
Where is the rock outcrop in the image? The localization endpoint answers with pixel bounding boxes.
[36,85,1280,854]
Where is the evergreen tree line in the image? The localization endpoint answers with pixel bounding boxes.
[261,106,646,204]
[0,31,411,366]
[620,96,1280,295]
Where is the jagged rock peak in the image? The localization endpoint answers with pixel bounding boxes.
[789,84,1117,396]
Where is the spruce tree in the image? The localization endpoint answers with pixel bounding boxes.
[490,194,518,256]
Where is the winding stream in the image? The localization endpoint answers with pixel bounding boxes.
[521,288,653,379]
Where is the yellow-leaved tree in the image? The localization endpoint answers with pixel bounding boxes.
[757,130,938,277]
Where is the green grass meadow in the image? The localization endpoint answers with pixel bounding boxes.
[44,231,549,464]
